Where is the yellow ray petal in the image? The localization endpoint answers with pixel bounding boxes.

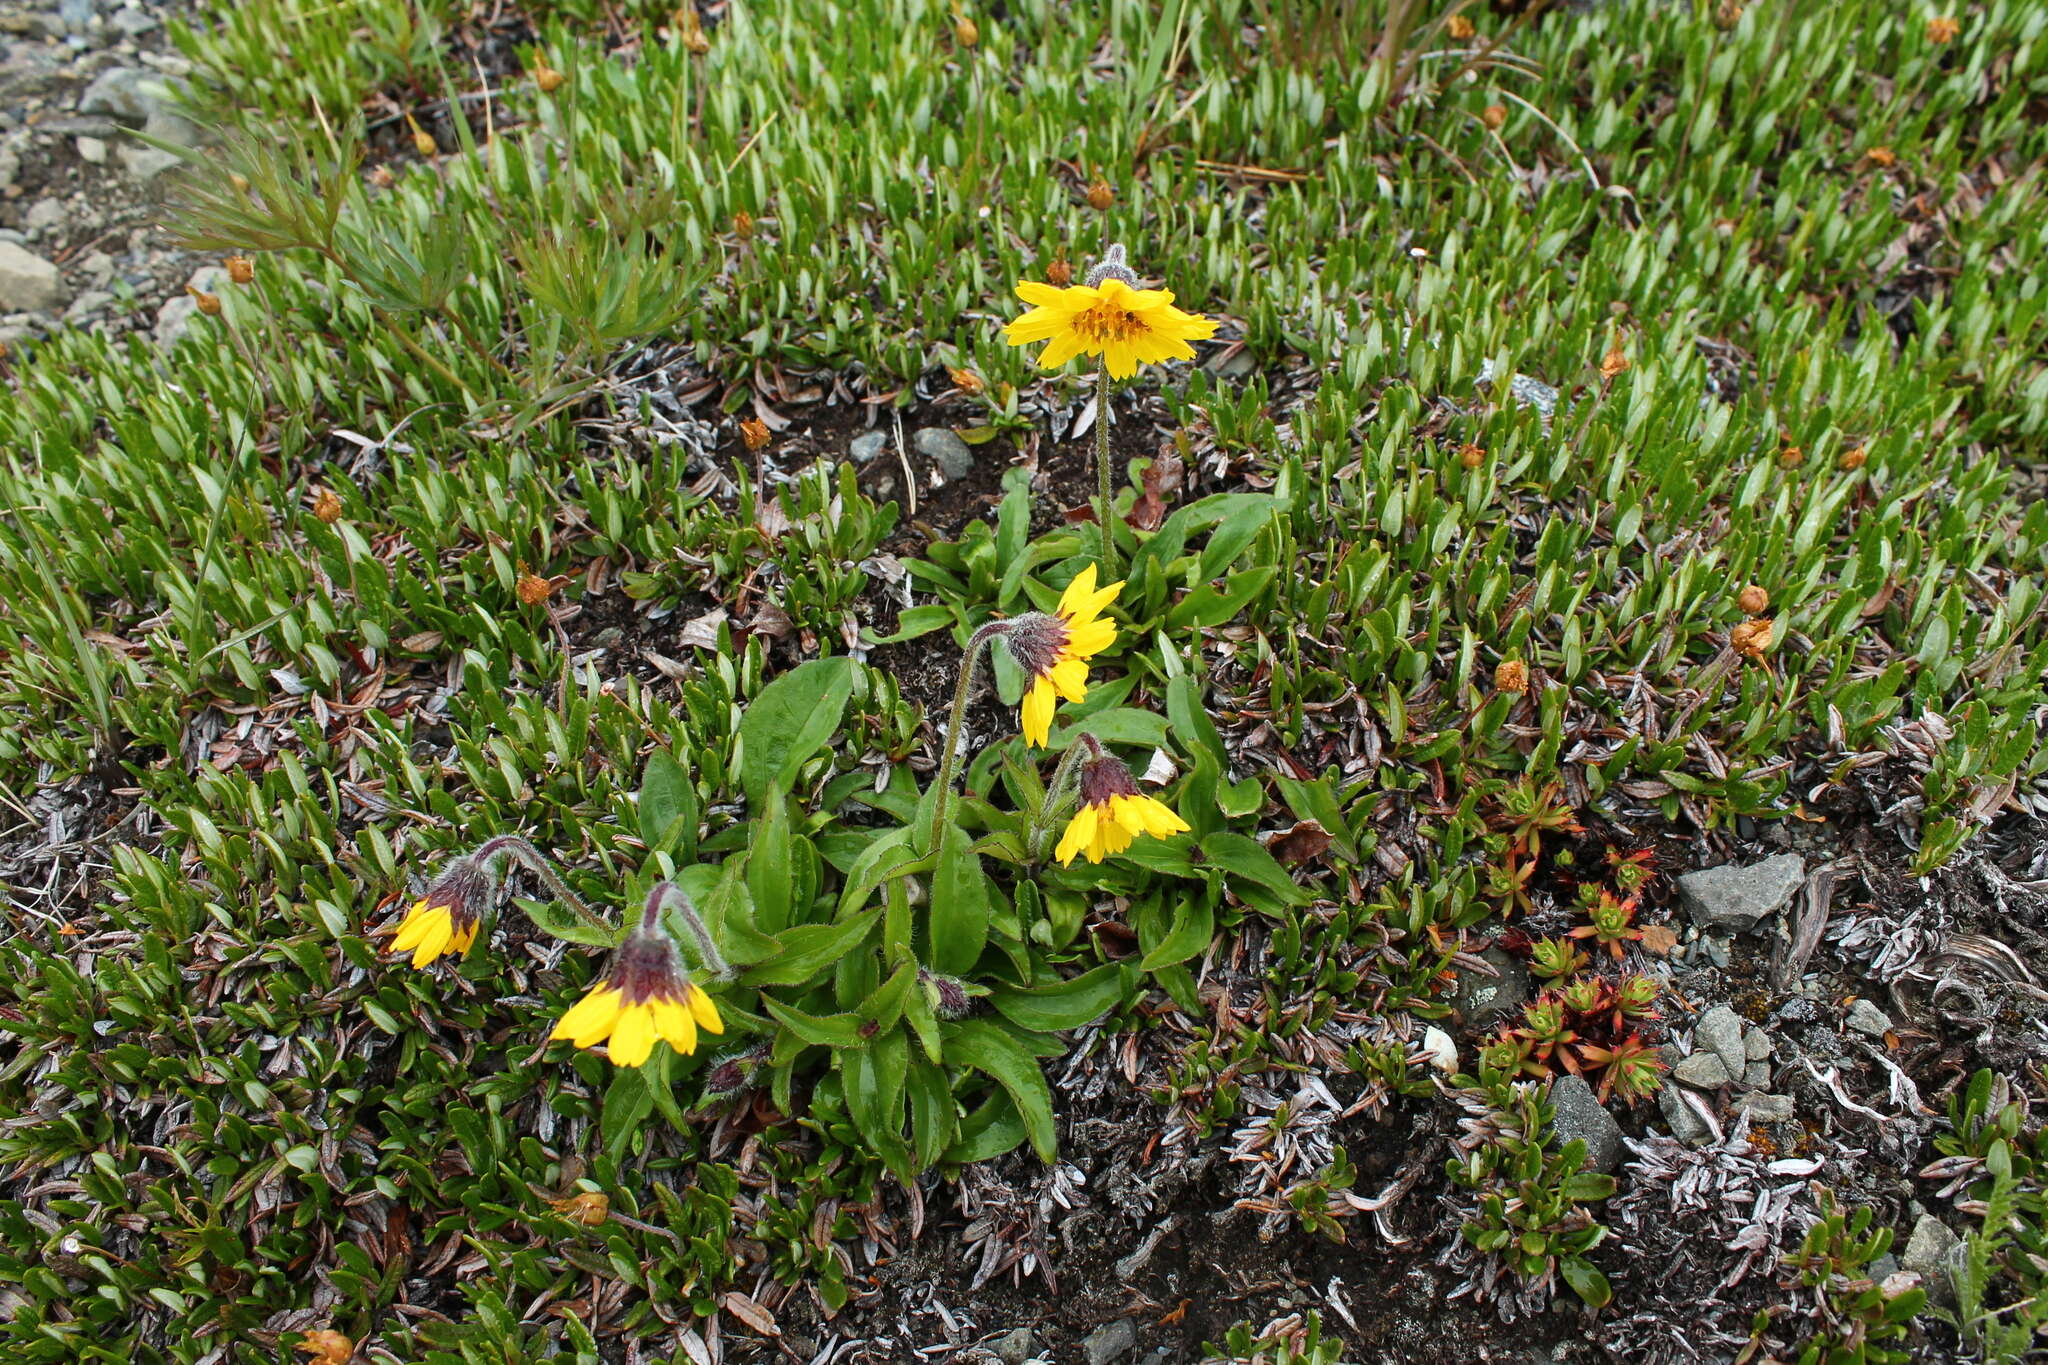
[653,998,699,1056]
[1102,339,1140,381]
[1064,618,1117,658]
[552,984,622,1044]
[1135,795,1191,837]
[1036,329,1089,371]
[1016,280,1093,309]
[1020,679,1057,747]
[608,1004,657,1067]
[409,914,454,968]
[389,902,440,953]
[1057,564,1100,616]
[689,986,725,1035]
[1056,806,1098,865]
[1048,657,1089,703]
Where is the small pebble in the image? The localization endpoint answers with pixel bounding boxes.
[1845,999,1892,1038]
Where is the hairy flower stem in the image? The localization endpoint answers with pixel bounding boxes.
[644,881,733,980]
[929,621,1011,855]
[1094,365,1117,578]
[1028,732,1103,862]
[474,834,615,937]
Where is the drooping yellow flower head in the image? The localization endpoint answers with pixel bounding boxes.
[385,858,489,969]
[1055,749,1190,865]
[1003,564,1123,747]
[550,923,724,1068]
[1003,245,1216,381]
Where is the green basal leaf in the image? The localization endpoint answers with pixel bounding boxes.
[929,823,992,976]
[942,1018,1057,1162]
[738,656,856,807]
[987,960,1135,1032]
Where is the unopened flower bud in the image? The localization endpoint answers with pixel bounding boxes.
[739,418,771,451]
[1045,258,1073,287]
[1925,15,1959,44]
[949,365,984,394]
[732,209,753,241]
[295,1329,355,1365]
[188,286,221,316]
[921,970,970,1019]
[1495,659,1528,693]
[953,6,978,46]
[230,172,252,195]
[225,255,254,285]
[1731,617,1773,661]
[533,62,566,93]
[1737,584,1769,615]
[1458,442,1485,469]
[408,117,438,159]
[516,571,555,606]
[1838,445,1868,471]
[1446,14,1475,39]
[1600,345,1629,378]
[1866,146,1896,168]
[677,8,710,53]
[1086,178,1115,211]
[311,488,344,524]
[1481,104,1507,130]
[548,1191,610,1226]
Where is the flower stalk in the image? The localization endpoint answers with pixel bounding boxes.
[1093,365,1115,577]
[1029,731,1099,862]
[929,620,1012,855]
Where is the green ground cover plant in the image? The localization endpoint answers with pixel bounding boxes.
[0,0,2045,1359]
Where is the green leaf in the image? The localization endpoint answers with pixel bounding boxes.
[1138,894,1215,972]
[1167,674,1227,766]
[747,786,794,934]
[600,1067,654,1156]
[514,895,618,949]
[942,1088,1030,1165]
[1200,832,1310,905]
[930,824,991,976]
[742,908,881,987]
[760,995,866,1047]
[863,604,954,645]
[639,747,697,853]
[1166,564,1278,631]
[1559,1256,1612,1308]
[906,1058,958,1169]
[942,1018,1057,1162]
[987,960,1134,1032]
[738,656,855,806]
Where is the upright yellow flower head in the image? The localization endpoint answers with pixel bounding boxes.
[1055,748,1190,865]
[385,858,488,969]
[550,922,724,1068]
[1003,564,1123,747]
[1003,245,1216,381]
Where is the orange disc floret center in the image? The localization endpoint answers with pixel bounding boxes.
[1074,303,1144,345]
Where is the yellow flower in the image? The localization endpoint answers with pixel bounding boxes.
[1003,248,1216,381]
[550,926,724,1068]
[385,858,488,969]
[1003,564,1123,747]
[1054,749,1189,865]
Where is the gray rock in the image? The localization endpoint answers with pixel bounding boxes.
[1845,999,1892,1038]
[1081,1319,1139,1365]
[57,0,94,34]
[1672,1051,1731,1089]
[76,136,106,164]
[1695,1006,1749,1078]
[1901,1215,1960,1304]
[1659,1083,1713,1145]
[1452,948,1531,1026]
[849,429,888,464]
[914,426,974,482]
[1744,1027,1772,1061]
[1677,853,1806,931]
[991,1327,1038,1365]
[23,198,64,236]
[1742,1092,1795,1123]
[1744,1060,1770,1089]
[64,289,112,320]
[109,7,157,35]
[0,144,17,193]
[78,66,174,122]
[118,109,197,184]
[1549,1075,1622,1173]
[0,242,62,312]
